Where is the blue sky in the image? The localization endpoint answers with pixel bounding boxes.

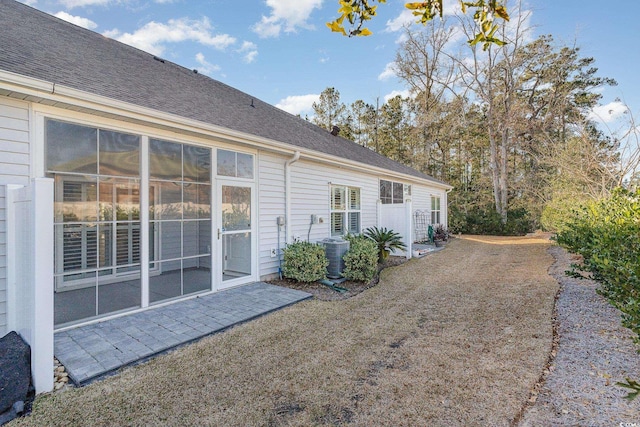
[19,0,640,129]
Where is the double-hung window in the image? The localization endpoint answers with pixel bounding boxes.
[431,196,441,224]
[330,185,361,236]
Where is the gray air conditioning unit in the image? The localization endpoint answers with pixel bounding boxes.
[320,238,350,279]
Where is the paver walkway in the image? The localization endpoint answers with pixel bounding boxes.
[54,282,311,385]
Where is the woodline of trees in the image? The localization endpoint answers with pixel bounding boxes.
[312,1,640,234]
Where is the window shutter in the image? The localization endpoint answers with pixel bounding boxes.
[117,224,141,266]
[348,212,360,234]
[332,186,345,210]
[349,188,360,210]
[331,212,344,236]
[62,224,97,272]
[62,225,83,272]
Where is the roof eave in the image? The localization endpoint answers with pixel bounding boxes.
[0,69,453,190]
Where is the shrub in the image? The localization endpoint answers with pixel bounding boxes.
[556,188,640,344]
[342,235,378,282]
[502,207,533,236]
[449,205,533,236]
[282,241,328,282]
[447,205,466,234]
[555,188,640,401]
[540,195,586,233]
[363,226,407,263]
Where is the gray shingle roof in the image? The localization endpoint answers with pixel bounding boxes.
[0,0,449,186]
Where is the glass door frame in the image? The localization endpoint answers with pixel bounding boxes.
[215,180,257,290]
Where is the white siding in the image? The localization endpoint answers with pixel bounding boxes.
[412,184,447,228]
[257,151,449,277]
[412,185,432,213]
[257,151,285,277]
[257,154,380,279]
[0,98,30,186]
[413,186,447,217]
[289,159,379,241]
[0,98,31,336]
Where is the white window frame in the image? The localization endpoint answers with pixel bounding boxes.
[330,185,361,236]
[431,195,441,225]
[216,148,255,180]
[380,179,410,204]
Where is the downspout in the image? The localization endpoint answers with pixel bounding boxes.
[284,151,301,244]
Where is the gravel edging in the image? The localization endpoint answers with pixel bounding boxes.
[519,245,640,426]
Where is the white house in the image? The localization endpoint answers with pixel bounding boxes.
[0,0,451,393]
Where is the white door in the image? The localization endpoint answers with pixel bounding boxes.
[217,181,255,289]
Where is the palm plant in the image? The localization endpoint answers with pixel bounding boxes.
[363,226,407,263]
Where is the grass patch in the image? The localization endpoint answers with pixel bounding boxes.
[12,235,557,426]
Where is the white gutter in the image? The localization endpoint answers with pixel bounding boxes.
[284,151,301,244]
[0,70,452,190]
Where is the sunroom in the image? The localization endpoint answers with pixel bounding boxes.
[47,118,257,328]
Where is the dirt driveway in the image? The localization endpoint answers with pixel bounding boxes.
[13,235,559,426]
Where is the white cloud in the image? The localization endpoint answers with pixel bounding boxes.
[243,50,258,64]
[18,0,38,5]
[59,0,111,8]
[102,28,120,38]
[54,11,98,29]
[378,62,397,81]
[275,94,320,115]
[589,101,629,124]
[384,89,411,102]
[195,52,220,75]
[442,0,462,15]
[394,31,409,45]
[238,41,258,63]
[385,9,414,33]
[105,17,236,56]
[252,0,323,38]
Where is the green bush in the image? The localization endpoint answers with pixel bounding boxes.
[502,207,533,236]
[282,241,328,282]
[540,195,588,233]
[556,188,640,343]
[342,235,378,282]
[449,205,533,236]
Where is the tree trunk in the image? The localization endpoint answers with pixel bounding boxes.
[489,131,502,218]
[500,128,509,224]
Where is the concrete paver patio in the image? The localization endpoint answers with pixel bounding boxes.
[54,282,312,385]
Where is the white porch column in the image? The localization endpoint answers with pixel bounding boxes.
[31,178,54,393]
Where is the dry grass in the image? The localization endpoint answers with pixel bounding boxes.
[12,235,558,426]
